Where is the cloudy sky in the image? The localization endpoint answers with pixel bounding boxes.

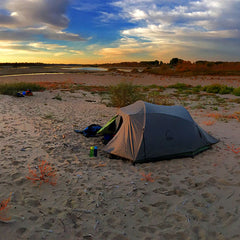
[0,0,239,63]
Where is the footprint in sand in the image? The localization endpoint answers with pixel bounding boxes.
[11,172,22,180]
[192,226,207,239]
[41,218,55,229]
[166,213,186,222]
[151,201,169,209]
[29,215,39,221]
[24,198,41,207]
[109,233,128,240]
[16,227,27,236]
[187,208,208,221]
[201,192,218,203]
[140,206,150,213]
[12,160,21,166]
[106,217,117,226]
[138,225,157,233]
[14,177,28,186]
[152,187,168,194]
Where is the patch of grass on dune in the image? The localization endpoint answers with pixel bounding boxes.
[167,83,192,90]
[142,84,165,91]
[106,82,240,107]
[0,82,45,96]
[233,87,240,96]
[109,82,144,107]
[202,84,234,94]
[166,82,240,96]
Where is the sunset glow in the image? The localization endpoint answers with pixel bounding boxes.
[0,0,240,64]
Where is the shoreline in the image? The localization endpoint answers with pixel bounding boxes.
[1,72,240,87]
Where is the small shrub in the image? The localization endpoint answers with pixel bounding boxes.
[233,87,240,96]
[0,82,45,96]
[148,84,158,89]
[211,107,219,111]
[168,83,192,91]
[191,104,206,109]
[146,92,174,105]
[141,172,154,182]
[142,85,164,92]
[192,85,202,93]
[202,84,233,94]
[230,98,240,104]
[109,82,144,107]
[219,86,234,94]
[26,160,57,187]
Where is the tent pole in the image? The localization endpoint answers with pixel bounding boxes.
[142,128,146,161]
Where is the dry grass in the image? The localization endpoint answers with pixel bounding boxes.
[109,82,144,107]
[202,120,216,126]
[0,194,11,222]
[205,112,240,121]
[0,82,45,95]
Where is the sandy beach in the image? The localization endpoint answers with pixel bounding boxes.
[0,73,240,240]
[1,71,240,87]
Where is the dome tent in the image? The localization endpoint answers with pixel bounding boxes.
[102,101,218,164]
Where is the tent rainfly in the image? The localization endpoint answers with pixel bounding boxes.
[101,100,218,163]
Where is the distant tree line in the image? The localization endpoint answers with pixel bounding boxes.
[1,59,239,68]
[1,59,240,76]
[99,58,240,68]
[0,62,46,67]
[143,58,240,76]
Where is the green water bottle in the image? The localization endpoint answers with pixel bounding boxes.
[89,146,94,157]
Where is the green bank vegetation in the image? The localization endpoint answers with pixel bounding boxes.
[0,82,45,96]
[0,82,239,110]
[108,82,240,107]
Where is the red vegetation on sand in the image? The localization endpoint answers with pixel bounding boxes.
[227,145,240,154]
[37,80,74,90]
[205,112,240,121]
[141,172,155,182]
[0,194,11,221]
[202,120,216,126]
[26,160,57,187]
